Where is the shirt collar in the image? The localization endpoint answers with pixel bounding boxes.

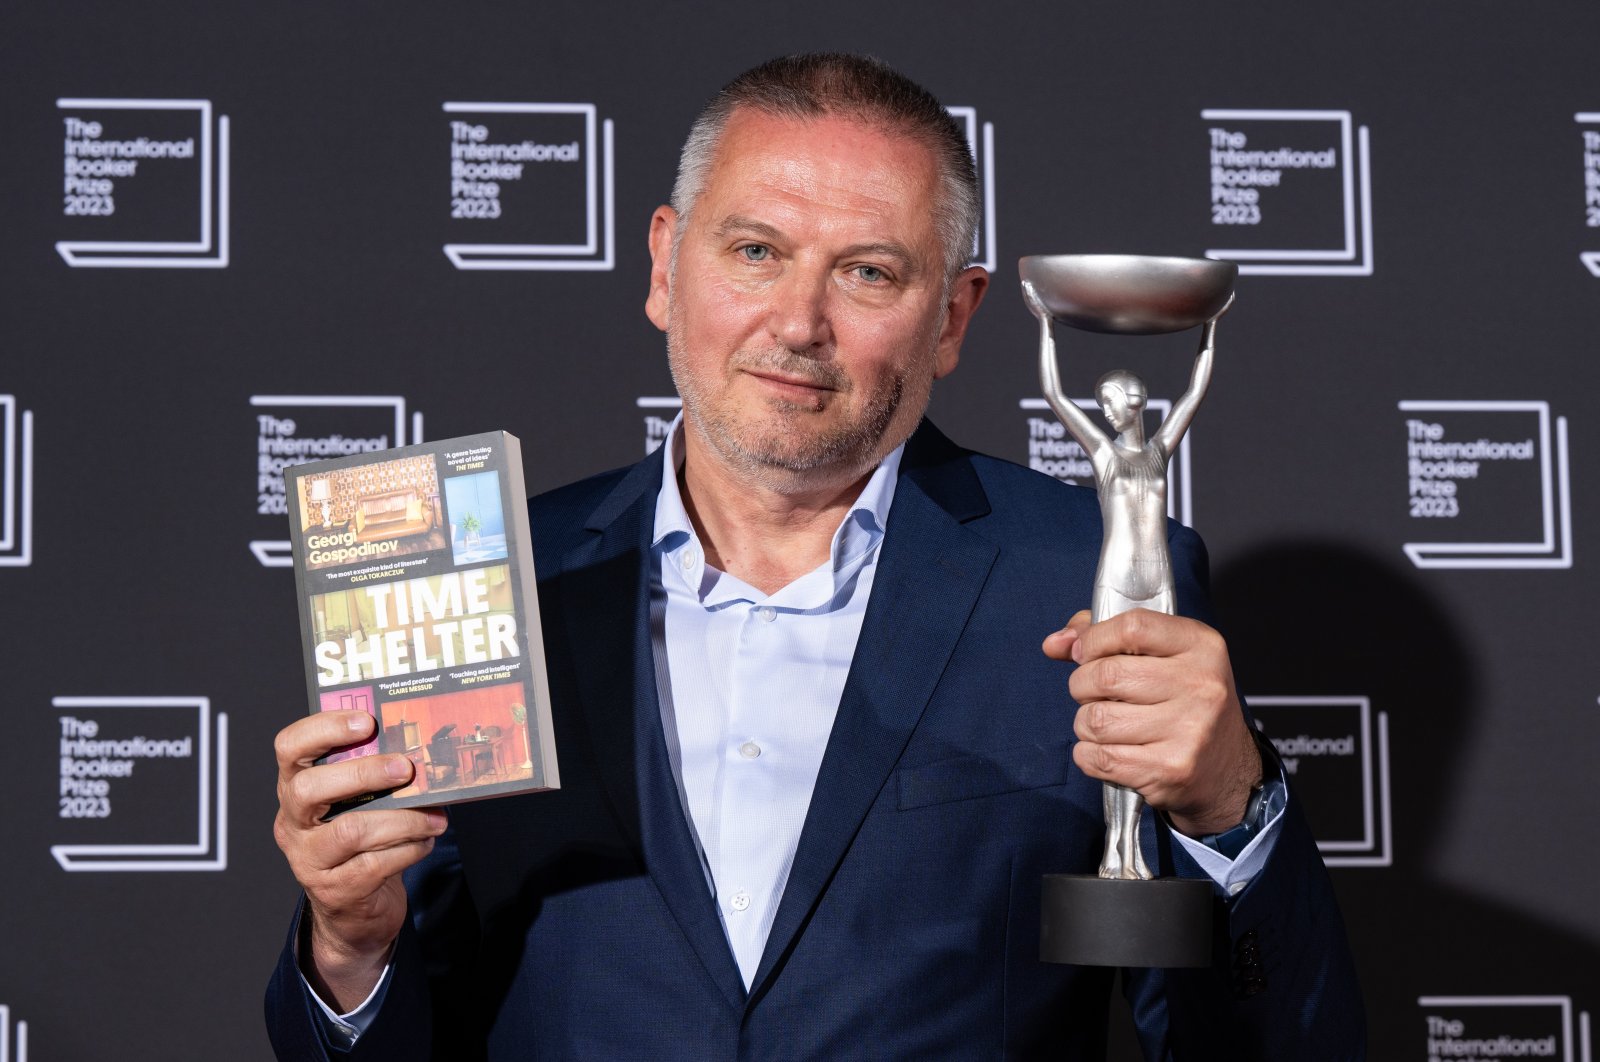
[651,413,902,608]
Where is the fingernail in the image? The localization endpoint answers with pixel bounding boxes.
[1071,639,1084,663]
[425,810,448,832]
[384,756,412,780]
[347,713,371,732]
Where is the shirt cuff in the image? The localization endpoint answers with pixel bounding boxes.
[1173,801,1285,896]
[302,961,394,1051]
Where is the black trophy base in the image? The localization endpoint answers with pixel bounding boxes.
[1040,874,1213,968]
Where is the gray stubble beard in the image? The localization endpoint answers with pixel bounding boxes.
[665,315,927,496]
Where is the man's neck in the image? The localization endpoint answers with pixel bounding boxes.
[677,436,877,596]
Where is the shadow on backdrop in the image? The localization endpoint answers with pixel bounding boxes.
[1205,538,1599,1055]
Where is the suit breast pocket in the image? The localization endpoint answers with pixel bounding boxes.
[896,742,1075,811]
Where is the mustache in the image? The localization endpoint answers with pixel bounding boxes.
[732,349,849,391]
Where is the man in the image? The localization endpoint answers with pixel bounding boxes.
[268,54,1363,1059]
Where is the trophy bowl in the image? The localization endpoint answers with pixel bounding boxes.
[1019,254,1237,335]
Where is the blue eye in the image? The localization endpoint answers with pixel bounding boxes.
[856,265,884,283]
[741,245,770,262]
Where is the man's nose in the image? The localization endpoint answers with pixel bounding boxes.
[767,265,833,351]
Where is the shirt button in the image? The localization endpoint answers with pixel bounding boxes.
[738,741,761,759]
[731,890,750,912]
[756,606,775,622]
[680,548,696,571]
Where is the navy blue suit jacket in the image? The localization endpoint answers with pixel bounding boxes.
[267,422,1363,1059]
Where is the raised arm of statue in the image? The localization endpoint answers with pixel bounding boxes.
[1150,293,1232,459]
[1025,281,1112,466]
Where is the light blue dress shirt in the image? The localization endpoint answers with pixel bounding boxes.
[649,417,903,988]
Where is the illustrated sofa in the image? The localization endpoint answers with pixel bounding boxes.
[352,487,430,542]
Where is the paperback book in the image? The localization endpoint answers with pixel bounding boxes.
[285,431,559,813]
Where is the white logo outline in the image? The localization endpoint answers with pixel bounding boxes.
[637,396,682,454]
[441,102,616,272]
[0,395,34,567]
[248,394,424,567]
[1201,109,1374,277]
[946,106,997,272]
[1576,112,1600,277]
[1249,695,1392,868]
[1398,400,1573,570]
[0,1004,28,1062]
[1417,996,1588,1062]
[49,696,228,872]
[55,98,230,269]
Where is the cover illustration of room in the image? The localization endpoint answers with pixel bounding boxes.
[295,454,447,570]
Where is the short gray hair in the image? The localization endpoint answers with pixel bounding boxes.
[670,54,980,282]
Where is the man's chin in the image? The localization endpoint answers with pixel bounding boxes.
[708,423,887,488]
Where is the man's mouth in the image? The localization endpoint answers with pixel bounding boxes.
[739,358,846,407]
[747,368,833,391]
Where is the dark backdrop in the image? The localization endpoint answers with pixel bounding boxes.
[2,2,1596,1058]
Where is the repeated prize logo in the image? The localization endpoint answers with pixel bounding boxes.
[0,1005,27,1062]
[1579,112,1600,276]
[1418,997,1590,1062]
[946,105,998,270]
[55,98,229,268]
[1199,109,1373,276]
[636,396,681,455]
[250,395,426,567]
[441,102,615,271]
[1248,697,1391,868]
[1397,401,1573,569]
[50,697,227,872]
[0,393,33,567]
[1017,397,1195,525]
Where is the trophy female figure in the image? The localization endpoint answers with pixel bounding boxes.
[1024,277,1228,880]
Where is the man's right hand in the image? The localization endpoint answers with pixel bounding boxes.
[273,709,449,1012]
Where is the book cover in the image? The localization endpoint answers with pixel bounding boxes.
[285,431,559,813]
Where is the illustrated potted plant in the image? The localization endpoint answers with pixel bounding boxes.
[509,702,532,770]
[462,512,482,548]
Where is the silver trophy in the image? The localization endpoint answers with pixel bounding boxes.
[1021,254,1237,968]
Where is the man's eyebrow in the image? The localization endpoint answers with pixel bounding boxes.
[712,215,784,242]
[839,241,918,274]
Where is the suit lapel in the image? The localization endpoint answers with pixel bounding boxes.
[560,455,748,1009]
[748,424,997,1000]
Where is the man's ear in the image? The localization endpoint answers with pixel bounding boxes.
[645,206,677,333]
[933,265,990,379]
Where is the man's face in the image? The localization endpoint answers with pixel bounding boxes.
[645,109,987,491]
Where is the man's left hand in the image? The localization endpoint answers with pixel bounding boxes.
[1042,608,1262,838]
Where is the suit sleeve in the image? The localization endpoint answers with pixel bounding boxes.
[1120,524,1367,1061]
[264,828,473,1061]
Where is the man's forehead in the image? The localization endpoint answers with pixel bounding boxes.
[691,109,940,242]
[710,107,938,184]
